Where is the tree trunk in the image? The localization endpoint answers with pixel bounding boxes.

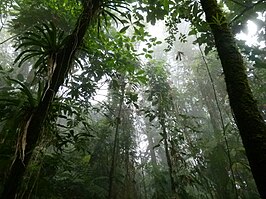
[1,1,101,198]
[145,123,157,166]
[108,80,126,199]
[200,0,266,198]
[160,118,176,195]
[140,157,148,199]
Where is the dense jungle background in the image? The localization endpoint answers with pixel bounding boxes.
[0,0,266,198]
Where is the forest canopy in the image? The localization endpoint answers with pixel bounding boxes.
[0,0,265,198]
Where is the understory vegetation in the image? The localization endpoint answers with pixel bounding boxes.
[0,0,265,198]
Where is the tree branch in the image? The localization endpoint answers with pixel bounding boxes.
[228,0,246,8]
[229,0,264,25]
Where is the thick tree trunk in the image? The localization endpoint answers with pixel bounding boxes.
[200,0,266,198]
[1,1,101,198]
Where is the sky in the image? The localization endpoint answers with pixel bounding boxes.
[92,18,261,104]
[236,20,259,46]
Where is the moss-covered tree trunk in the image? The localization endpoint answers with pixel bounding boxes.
[1,1,101,198]
[200,0,266,198]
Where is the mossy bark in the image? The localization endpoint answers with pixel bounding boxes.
[1,1,101,198]
[200,0,266,198]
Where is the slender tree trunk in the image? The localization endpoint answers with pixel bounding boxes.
[145,123,157,166]
[197,78,220,133]
[1,1,101,198]
[108,80,126,199]
[160,118,175,195]
[140,157,148,199]
[200,0,266,197]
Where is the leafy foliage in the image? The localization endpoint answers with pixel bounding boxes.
[0,0,264,198]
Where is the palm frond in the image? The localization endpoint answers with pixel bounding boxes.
[9,78,36,108]
[96,0,131,30]
[14,22,66,75]
[103,10,124,27]
[33,54,47,71]
[15,52,44,68]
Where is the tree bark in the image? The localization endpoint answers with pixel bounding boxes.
[108,80,125,199]
[159,118,176,196]
[145,123,157,166]
[200,0,266,198]
[1,1,101,198]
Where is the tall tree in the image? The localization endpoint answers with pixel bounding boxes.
[199,0,266,197]
[1,0,102,197]
[1,0,265,198]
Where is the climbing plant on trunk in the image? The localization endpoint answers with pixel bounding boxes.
[1,1,102,197]
[199,0,266,198]
[145,61,181,198]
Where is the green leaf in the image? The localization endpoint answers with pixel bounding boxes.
[16,74,24,81]
[119,25,130,33]
[163,0,169,11]
[82,155,91,164]
[254,61,266,69]
[192,1,198,17]
[127,13,131,22]
[145,54,152,59]
[188,28,197,36]
[9,78,36,107]
[149,114,156,122]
